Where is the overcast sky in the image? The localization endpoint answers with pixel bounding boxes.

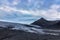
[0,0,60,24]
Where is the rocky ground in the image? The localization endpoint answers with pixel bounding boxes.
[0,19,60,40]
[0,28,60,40]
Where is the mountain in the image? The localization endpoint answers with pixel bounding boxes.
[31,18,60,29]
[0,21,54,40]
[0,21,45,40]
[0,20,60,40]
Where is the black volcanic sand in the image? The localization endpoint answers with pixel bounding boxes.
[0,28,60,40]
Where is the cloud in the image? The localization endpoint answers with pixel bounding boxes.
[0,0,20,7]
[0,0,60,21]
[41,4,60,20]
[0,5,39,15]
[0,4,60,21]
[12,0,20,6]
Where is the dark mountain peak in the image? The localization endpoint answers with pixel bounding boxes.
[31,18,60,28]
[31,18,48,26]
[37,18,47,21]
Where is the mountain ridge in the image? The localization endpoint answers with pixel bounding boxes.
[31,18,60,29]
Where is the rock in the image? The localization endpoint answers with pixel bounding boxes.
[0,28,60,40]
[31,18,60,29]
[0,20,60,40]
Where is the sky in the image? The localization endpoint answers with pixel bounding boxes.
[0,0,60,24]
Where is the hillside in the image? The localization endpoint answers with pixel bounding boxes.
[0,20,60,40]
[32,18,60,29]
